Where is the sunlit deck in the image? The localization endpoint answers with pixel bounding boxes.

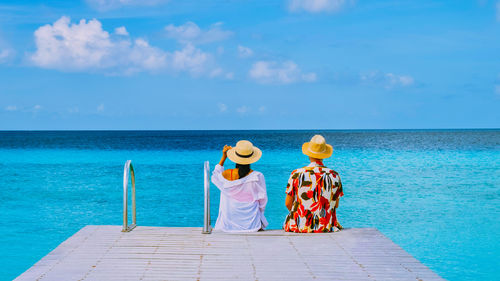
[15,225,443,281]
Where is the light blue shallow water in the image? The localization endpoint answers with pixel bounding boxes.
[0,130,499,280]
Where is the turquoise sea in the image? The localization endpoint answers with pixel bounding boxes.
[1,130,499,280]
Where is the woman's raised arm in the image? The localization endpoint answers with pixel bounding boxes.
[218,145,232,166]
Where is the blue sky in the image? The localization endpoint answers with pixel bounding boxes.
[0,0,499,129]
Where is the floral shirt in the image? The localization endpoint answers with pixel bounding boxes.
[284,161,343,233]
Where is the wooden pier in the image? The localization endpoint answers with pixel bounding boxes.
[16,225,443,281]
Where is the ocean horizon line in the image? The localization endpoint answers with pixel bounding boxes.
[1,128,499,132]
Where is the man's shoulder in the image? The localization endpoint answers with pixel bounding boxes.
[322,166,339,174]
[289,166,340,176]
[289,167,306,177]
[322,167,340,178]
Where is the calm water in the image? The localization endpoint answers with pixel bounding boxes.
[1,130,499,280]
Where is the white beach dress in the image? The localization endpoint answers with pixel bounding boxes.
[211,164,268,232]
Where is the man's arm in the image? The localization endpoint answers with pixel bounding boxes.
[285,194,294,211]
[285,170,298,211]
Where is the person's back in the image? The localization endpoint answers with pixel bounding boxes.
[211,141,268,232]
[284,135,343,233]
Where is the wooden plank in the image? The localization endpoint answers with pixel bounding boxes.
[15,225,444,281]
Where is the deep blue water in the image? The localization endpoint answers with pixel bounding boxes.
[1,130,499,280]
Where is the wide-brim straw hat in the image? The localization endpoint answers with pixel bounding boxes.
[227,140,262,165]
[302,135,333,159]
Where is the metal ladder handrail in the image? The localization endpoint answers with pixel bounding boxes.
[202,161,212,234]
[121,160,208,233]
[122,160,136,232]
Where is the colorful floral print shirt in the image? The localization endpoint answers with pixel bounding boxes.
[284,161,343,233]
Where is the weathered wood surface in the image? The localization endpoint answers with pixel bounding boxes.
[16,226,443,281]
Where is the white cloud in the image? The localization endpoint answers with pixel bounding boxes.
[97,104,105,112]
[249,60,317,84]
[126,38,167,71]
[210,68,223,78]
[288,0,348,13]
[31,16,125,70]
[33,105,42,111]
[385,73,414,86]
[165,22,232,45]
[0,49,9,61]
[86,0,168,11]
[238,45,253,58]
[0,31,15,63]
[360,71,414,88]
[236,106,249,114]
[0,48,14,63]
[209,67,233,79]
[30,17,219,76]
[218,103,227,112]
[258,106,266,113]
[114,26,129,36]
[5,105,17,111]
[302,72,317,82]
[30,17,169,71]
[171,43,210,74]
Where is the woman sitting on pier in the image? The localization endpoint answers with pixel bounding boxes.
[211,141,268,232]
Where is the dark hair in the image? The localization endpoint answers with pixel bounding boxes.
[236,163,251,179]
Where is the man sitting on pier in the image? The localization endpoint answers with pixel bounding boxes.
[284,135,343,233]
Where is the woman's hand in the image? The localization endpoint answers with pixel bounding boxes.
[219,145,232,166]
[222,145,232,155]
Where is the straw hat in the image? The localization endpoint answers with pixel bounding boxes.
[302,135,333,159]
[227,140,262,165]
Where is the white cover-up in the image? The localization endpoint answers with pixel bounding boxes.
[211,164,268,232]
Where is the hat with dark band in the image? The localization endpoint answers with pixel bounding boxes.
[227,140,262,165]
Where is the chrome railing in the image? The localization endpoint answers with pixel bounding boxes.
[122,160,136,232]
[121,160,209,233]
[202,161,212,234]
